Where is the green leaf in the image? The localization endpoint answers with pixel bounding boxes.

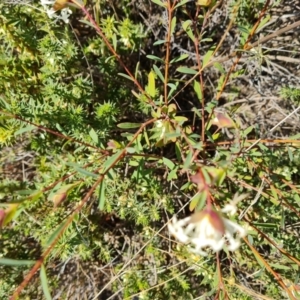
[237,25,250,35]
[89,128,98,144]
[167,168,178,181]
[40,264,52,300]
[171,16,176,36]
[257,15,271,31]
[146,55,164,63]
[203,46,215,67]
[182,20,195,42]
[170,54,189,64]
[2,203,19,227]
[153,65,165,83]
[189,192,200,211]
[118,73,134,82]
[112,33,117,51]
[151,0,167,8]
[162,157,175,170]
[270,185,279,203]
[80,19,96,29]
[295,193,300,204]
[213,62,225,74]
[126,147,136,153]
[287,146,293,162]
[290,133,300,139]
[98,179,106,210]
[117,122,142,129]
[206,167,227,186]
[165,132,181,139]
[269,263,291,271]
[27,191,43,202]
[147,70,156,97]
[135,61,140,79]
[174,116,188,124]
[102,151,122,173]
[183,151,193,170]
[143,129,150,147]
[167,82,178,99]
[66,163,98,178]
[153,40,166,46]
[76,167,99,178]
[193,80,202,101]
[189,192,207,211]
[251,222,278,228]
[46,220,68,247]
[242,125,254,137]
[0,258,35,266]
[175,0,190,9]
[14,125,36,136]
[176,66,198,75]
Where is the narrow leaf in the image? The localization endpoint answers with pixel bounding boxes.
[98,180,106,210]
[80,19,96,29]
[146,55,164,63]
[148,70,156,97]
[2,203,19,226]
[153,65,165,83]
[162,157,175,170]
[189,192,205,211]
[257,15,271,31]
[287,146,293,162]
[182,20,195,42]
[175,0,190,9]
[193,80,202,101]
[102,151,122,173]
[167,82,179,99]
[171,16,176,36]
[167,168,178,181]
[0,258,35,266]
[76,167,99,178]
[40,264,52,300]
[203,47,215,67]
[153,39,166,46]
[118,73,134,82]
[170,54,189,64]
[117,122,142,129]
[151,0,166,8]
[183,151,193,170]
[46,220,68,247]
[144,129,150,147]
[176,66,197,75]
[89,128,98,144]
[14,125,36,136]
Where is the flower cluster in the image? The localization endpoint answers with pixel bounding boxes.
[168,206,246,256]
[40,0,72,23]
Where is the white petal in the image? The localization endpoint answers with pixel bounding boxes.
[222,203,237,216]
[40,0,55,5]
[227,237,240,251]
[59,8,72,23]
[46,8,56,18]
[168,211,246,255]
[223,218,247,237]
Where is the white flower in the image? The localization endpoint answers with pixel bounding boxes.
[221,193,248,216]
[168,208,246,256]
[40,0,72,24]
[40,0,55,6]
[45,8,56,18]
[58,8,72,23]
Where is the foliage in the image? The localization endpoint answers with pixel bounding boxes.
[0,0,300,299]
